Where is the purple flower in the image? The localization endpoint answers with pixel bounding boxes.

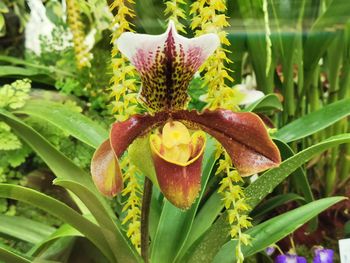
[275,254,307,263]
[266,246,276,256]
[313,248,334,263]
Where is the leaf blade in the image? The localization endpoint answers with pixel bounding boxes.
[275,98,350,142]
[15,99,108,148]
[213,197,346,263]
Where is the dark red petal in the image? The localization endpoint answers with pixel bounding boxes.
[151,151,204,210]
[172,109,281,176]
[110,113,167,157]
[91,140,123,197]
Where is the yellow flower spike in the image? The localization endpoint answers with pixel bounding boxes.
[164,0,187,34]
[108,0,142,251]
[214,147,253,262]
[240,233,251,246]
[66,0,91,69]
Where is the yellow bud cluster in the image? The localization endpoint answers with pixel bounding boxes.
[66,0,91,69]
[190,0,235,111]
[215,145,252,263]
[109,0,142,252]
[110,0,135,43]
[203,87,245,112]
[120,157,142,252]
[164,0,187,33]
[110,0,139,122]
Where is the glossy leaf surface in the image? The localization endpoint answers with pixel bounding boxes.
[212,197,345,263]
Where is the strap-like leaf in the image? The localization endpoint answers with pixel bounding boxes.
[212,197,346,263]
[16,99,108,148]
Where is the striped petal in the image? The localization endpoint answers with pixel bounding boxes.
[91,140,123,197]
[117,21,220,111]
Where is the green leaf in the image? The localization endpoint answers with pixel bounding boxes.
[0,184,114,262]
[0,247,31,263]
[213,197,346,263]
[236,0,275,94]
[183,133,350,263]
[54,178,141,263]
[243,94,283,113]
[0,215,55,244]
[0,14,4,36]
[185,192,222,249]
[274,140,314,205]
[16,99,108,148]
[150,137,217,263]
[275,98,350,142]
[303,0,350,75]
[269,0,305,116]
[0,110,140,263]
[246,134,350,208]
[250,193,304,221]
[0,1,9,13]
[0,55,74,79]
[0,66,54,84]
[28,224,82,256]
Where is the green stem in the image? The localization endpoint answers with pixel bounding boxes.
[141,177,153,263]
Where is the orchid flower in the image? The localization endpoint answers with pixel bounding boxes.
[91,21,281,209]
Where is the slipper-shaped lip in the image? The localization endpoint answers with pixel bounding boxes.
[149,130,206,167]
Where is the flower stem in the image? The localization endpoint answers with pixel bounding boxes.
[141,177,152,262]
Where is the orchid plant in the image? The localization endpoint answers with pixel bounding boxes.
[88,21,283,262]
[0,1,349,262]
[91,21,281,210]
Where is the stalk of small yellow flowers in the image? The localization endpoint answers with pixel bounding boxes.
[164,0,187,33]
[109,0,142,252]
[191,1,253,258]
[109,0,139,121]
[190,0,236,111]
[66,0,91,69]
[121,158,142,253]
[216,146,252,263]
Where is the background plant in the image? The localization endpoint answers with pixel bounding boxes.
[0,0,349,262]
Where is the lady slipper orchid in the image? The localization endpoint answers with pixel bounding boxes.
[91,21,281,209]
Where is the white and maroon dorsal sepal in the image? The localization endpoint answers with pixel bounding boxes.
[117,21,220,111]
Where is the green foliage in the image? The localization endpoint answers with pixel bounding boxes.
[0,79,32,187]
[212,197,345,263]
[0,0,9,37]
[0,122,21,150]
[0,79,31,110]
